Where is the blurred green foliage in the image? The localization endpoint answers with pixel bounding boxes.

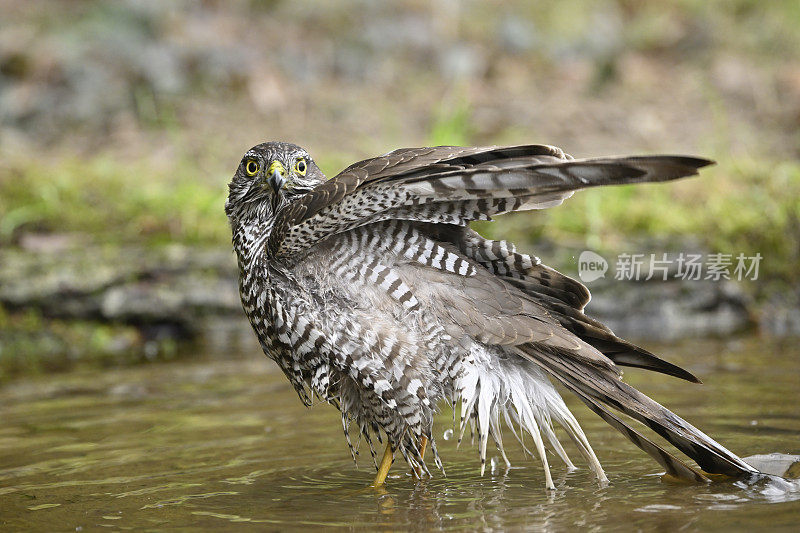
[1,0,798,291]
[428,94,474,147]
[0,303,179,382]
[0,155,229,246]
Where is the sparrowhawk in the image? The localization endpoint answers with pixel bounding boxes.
[225,141,759,488]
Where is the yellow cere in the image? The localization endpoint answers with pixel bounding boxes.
[268,160,286,176]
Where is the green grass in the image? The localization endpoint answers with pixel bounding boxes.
[0,152,230,246]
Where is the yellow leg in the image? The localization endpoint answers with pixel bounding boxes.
[412,436,429,479]
[372,444,394,486]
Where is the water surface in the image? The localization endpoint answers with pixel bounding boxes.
[1,337,799,530]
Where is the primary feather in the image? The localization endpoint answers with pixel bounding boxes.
[226,141,758,489]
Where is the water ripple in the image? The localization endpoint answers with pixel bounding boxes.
[1,340,799,530]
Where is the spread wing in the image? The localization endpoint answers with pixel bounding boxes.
[268,144,712,258]
[269,144,758,481]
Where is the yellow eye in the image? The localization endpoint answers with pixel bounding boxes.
[294,158,307,176]
[245,160,259,176]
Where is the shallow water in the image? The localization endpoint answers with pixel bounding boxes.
[1,337,799,531]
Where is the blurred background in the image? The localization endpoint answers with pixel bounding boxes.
[1,0,799,378]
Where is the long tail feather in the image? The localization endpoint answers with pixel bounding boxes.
[559,378,711,483]
[518,344,759,478]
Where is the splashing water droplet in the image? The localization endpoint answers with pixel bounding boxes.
[443,429,453,441]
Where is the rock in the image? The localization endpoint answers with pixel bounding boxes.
[743,454,800,479]
[760,290,800,338]
[585,278,752,342]
[437,43,487,80]
[0,244,240,330]
[497,17,537,54]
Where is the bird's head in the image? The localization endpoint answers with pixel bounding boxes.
[225,141,326,226]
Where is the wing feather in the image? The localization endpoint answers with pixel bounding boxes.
[268,145,712,258]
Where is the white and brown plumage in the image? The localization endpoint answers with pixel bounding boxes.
[225,141,759,488]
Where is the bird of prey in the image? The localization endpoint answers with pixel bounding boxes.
[225,141,759,488]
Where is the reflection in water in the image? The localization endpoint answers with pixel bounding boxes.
[1,338,799,530]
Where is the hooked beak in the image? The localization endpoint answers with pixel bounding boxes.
[266,160,286,194]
